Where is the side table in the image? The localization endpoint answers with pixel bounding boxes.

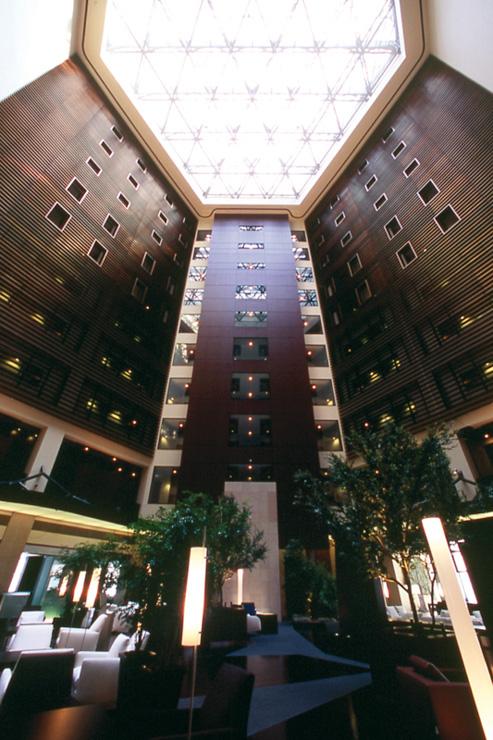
[257,612,278,635]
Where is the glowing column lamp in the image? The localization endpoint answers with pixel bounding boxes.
[237,568,244,605]
[181,547,207,647]
[85,568,101,609]
[422,517,493,739]
[58,574,69,598]
[72,571,86,604]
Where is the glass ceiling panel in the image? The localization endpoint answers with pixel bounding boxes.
[102,0,402,204]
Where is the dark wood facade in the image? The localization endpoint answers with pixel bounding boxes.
[0,60,197,453]
[179,216,320,540]
[306,57,493,436]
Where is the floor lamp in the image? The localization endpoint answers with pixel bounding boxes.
[181,546,207,740]
[422,517,493,740]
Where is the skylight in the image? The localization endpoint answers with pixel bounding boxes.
[101,0,402,204]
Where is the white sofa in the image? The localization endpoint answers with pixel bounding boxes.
[6,622,53,651]
[57,613,108,652]
[71,631,150,706]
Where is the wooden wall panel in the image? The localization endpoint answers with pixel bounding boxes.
[0,60,197,453]
[306,57,493,435]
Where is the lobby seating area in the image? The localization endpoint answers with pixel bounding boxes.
[0,605,376,739]
[1,596,493,739]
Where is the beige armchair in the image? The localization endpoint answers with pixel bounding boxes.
[57,613,108,652]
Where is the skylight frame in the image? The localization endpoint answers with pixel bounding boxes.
[99,0,404,206]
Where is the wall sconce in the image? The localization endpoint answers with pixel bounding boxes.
[422,517,493,739]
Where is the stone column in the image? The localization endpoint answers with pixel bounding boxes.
[0,512,35,593]
[23,426,65,491]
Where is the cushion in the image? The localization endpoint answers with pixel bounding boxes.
[109,634,130,656]
[409,655,449,682]
[242,602,256,616]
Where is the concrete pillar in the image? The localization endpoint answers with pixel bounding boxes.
[223,482,282,617]
[137,464,154,506]
[447,433,478,501]
[0,512,35,593]
[24,426,65,491]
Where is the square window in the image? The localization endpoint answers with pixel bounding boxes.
[228,415,272,447]
[306,345,329,366]
[193,246,210,260]
[234,311,267,327]
[66,178,87,203]
[158,419,186,450]
[46,202,71,231]
[86,157,101,175]
[128,174,139,189]
[158,210,168,225]
[184,288,204,305]
[103,214,120,237]
[365,175,377,191]
[311,380,335,407]
[328,194,340,210]
[334,211,345,226]
[230,373,270,400]
[391,141,406,159]
[384,216,402,240]
[141,252,156,274]
[236,285,267,300]
[418,180,440,205]
[340,231,352,247]
[373,193,387,210]
[355,280,372,305]
[152,230,162,245]
[296,267,313,282]
[302,315,323,334]
[357,159,369,174]
[317,233,326,246]
[173,343,196,365]
[403,159,420,177]
[179,314,200,333]
[148,466,179,504]
[298,289,318,307]
[233,337,268,360]
[131,278,148,303]
[238,242,264,250]
[293,246,309,260]
[100,140,113,157]
[165,194,173,207]
[189,266,207,280]
[435,205,460,233]
[347,253,362,276]
[382,126,395,143]
[136,158,146,172]
[87,240,107,266]
[111,125,123,141]
[237,262,265,271]
[118,192,130,208]
[396,242,417,268]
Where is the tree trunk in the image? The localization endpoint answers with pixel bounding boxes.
[401,562,419,624]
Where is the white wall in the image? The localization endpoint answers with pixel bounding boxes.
[0,0,74,102]
[426,0,493,93]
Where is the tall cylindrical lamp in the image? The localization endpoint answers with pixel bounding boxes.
[181,547,207,740]
[422,517,493,740]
